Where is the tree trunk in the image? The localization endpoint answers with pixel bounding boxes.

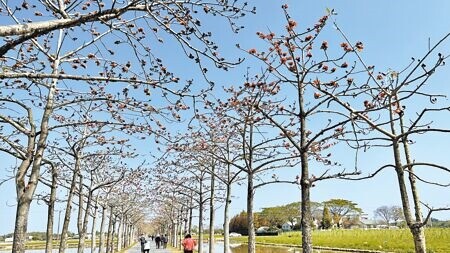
[111,218,117,253]
[209,163,215,253]
[13,195,32,253]
[45,167,58,253]
[179,212,183,250]
[106,207,114,253]
[400,114,424,223]
[59,157,81,253]
[247,172,255,253]
[98,206,107,253]
[300,169,312,253]
[116,216,123,252]
[127,224,133,247]
[297,78,313,253]
[12,36,62,253]
[198,180,204,253]
[188,195,193,234]
[77,175,89,253]
[223,183,231,253]
[121,217,127,248]
[171,220,176,248]
[389,103,426,253]
[91,196,99,253]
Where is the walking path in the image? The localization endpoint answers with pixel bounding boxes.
[124,239,172,253]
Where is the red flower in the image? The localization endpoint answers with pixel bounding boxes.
[305,35,313,42]
[355,41,364,52]
[320,41,328,50]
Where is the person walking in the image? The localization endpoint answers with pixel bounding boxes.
[139,234,146,253]
[143,240,151,253]
[162,234,168,249]
[182,234,197,253]
[154,234,161,249]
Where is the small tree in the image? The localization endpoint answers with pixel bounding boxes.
[321,206,332,229]
[375,206,392,225]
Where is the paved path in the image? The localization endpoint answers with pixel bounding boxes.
[125,239,172,253]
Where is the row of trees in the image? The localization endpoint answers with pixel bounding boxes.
[229,199,367,233]
[0,0,253,253]
[146,6,450,253]
[0,1,449,253]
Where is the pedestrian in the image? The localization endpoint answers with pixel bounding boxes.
[162,234,168,248]
[139,234,146,253]
[143,240,151,253]
[182,234,197,253]
[155,234,161,249]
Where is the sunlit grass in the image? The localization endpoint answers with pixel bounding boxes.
[231,228,450,253]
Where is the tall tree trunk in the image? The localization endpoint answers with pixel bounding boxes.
[78,188,94,253]
[45,166,58,253]
[300,150,312,253]
[247,171,255,253]
[389,101,426,253]
[179,210,183,250]
[122,217,127,248]
[111,218,117,253]
[13,31,62,253]
[223,182,231,253]
[13,194,32,253]
[91,196,99,253]
[98,206,107,253]
[171,220,176,248]
[106,207,114,253]
[208,163,215,253]
[188,194,193,234]
[116,215,123,252]
[59,157,82,253]
[299,80,313,253]
[198,180,204,253]
[77,175,88,253]
[400,113,425,223]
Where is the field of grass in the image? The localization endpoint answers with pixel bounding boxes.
[230,228,450,253]
[0,239,102,250]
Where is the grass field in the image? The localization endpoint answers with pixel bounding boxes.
[230,228,450,253]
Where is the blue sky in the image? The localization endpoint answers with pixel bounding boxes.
[1,0,450,235]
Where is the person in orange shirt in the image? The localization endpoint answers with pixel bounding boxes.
[181,234,197,253]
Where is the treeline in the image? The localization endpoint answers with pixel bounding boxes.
[230,201,450,235]
[230,199,362,234]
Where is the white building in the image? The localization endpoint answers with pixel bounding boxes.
[281,222,292,231]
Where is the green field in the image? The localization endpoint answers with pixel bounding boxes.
[230,228,450,253]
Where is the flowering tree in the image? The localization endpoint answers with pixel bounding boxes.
[314,25,450,252]
[0,1,252,252]
[209,84,300,253]
[239,6,367,252]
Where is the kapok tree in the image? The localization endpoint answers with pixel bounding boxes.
[313,23,450,252]
[169,114,246,253]
[240,6,364,253]
[211,83,302,253]
[0,1,253,252]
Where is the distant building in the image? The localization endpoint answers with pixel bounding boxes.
[4,237,13,243]
[256,226,269,233]
[281,222,292,231]
[356,217,378,229]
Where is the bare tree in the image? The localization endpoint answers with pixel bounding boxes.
[375,206,392,225]
[311,17,450,252]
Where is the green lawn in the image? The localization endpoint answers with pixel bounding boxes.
[230,228,450,253]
